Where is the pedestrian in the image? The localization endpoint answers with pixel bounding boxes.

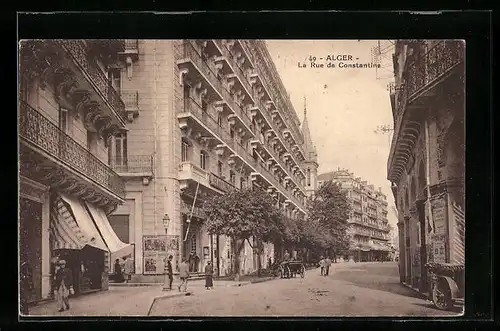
[114,259,124,283]
[54,260,74,312]
[123,256,134,283]
[177,258,189,292]
[205,261,214,290]
[20,260,33,315]
[325,256,332,276]
[283,250,290,262]
[163,255,174,291]
[319,256,325,276]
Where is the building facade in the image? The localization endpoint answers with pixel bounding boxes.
[387,40,465,294]
[318,169,391,262]
[19,40,135,303]
[19,39,319,293]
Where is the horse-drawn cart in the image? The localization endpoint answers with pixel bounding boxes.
[278,260,306,279]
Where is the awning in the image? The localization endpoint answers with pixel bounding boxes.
[85,202,134,261]
[50,194,108,252]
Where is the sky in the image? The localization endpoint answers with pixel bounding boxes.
[266,40,398,228]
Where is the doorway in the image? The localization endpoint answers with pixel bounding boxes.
[19,197,43,302]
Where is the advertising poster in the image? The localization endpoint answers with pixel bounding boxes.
[143,235,180,275]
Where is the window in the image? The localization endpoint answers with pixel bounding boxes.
[181,140,190,162]
[307,168,311,186]
[108,69,121,93]
[230,170,235,185]
[201,99,208,113]
[217,161,223,177]
[200,151,208,170]
[241,178,246,189]
[230,127,235,138]
[183,84,190,100]
[217,113,223,127]
[115,133,127,166]
[59,107,69,133]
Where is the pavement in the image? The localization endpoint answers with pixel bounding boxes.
[27,278,259,317]
[26,262,463,317]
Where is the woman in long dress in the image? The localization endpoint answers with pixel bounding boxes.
[205,261,214,290]
[54,260,74,312]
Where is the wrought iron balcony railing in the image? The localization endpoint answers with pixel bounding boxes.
[111,155,153,174]
[406,40,465,98]
[124,39,139,51]
[179,41,223,94]
[56,39,127,123]
[19,101,125,198]
[121,90,139,109]
[209,172,237,193]
[183,97,235,150]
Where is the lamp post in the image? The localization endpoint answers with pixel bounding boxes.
[162,214,170,234]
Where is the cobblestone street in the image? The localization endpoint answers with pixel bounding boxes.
[149,262,461,317]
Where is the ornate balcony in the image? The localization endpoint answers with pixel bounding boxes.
[214,41,255,103]
[388,41,464,184]
[218,84,256,138]
[111,155,154,185]
[177,41,223,101]
[19,101,124,213]
[55,39,128,125]
[178,97,234,155]
[178,162,235,195]
[120,89,140,122]
[406,40,465,102]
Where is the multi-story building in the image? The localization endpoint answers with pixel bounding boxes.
[317,169,391,262]
[387,40,465,294]
[19,40,135,303]
[19,39,318,295]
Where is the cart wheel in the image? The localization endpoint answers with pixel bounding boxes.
[285,266,291,279]
[432,282,453,311]
[278,268,283,279]
[300,266,305,278]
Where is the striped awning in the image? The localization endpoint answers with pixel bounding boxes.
[85,201,133,261]
[50,194,108,252]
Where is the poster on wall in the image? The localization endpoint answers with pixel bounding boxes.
[143,235,180,275]
[432,234,447,263]
[430,196,447,236]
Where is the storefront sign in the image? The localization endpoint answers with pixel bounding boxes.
[143,235,180,275]
[430,197,447,235]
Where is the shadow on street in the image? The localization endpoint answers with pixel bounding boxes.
[330,263,423,299]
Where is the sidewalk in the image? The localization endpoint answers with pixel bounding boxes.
[27,278,268,317]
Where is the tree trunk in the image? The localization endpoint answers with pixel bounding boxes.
[256,238,263,277]
[231,238,245,282]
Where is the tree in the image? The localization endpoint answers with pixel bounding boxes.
[306,180,352,257]
[202,188,283,280]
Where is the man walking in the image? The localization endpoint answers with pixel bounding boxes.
[319,256,325,276]
[325,256,332,276]
[178,258,189,292]
[163,255,174,291]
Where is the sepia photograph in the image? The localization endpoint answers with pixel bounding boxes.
[18,38,465,318]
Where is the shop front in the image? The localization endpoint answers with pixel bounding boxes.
[49,193,133,295]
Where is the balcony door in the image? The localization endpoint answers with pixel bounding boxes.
[113,133,127,170]
[108,69,121,94]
